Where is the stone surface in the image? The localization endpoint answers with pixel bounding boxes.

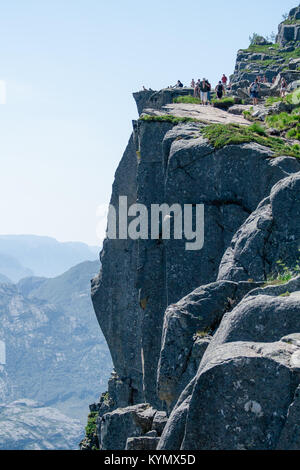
[126,436,160,450]
[209,293,300,346]
[160,341,299,450]
[276,385,300,450]
[144,102,250,125]
[99,404,157,450]
[152,411,168,436]
[218,172,300,282]
[158,280,261,406]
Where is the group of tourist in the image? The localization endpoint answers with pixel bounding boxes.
[188,74,230,105]
[143,72,289,107]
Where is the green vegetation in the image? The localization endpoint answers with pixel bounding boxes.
[280,291,291,297]
[103,391,110,405]
[283,18,300,25]
[248,34,271,47]
[140,114,204,125]
[85,412,98,440]
[200,123,300,158]
[265,96,284,107]
[211,97,235,110]
[240,41,300,72]
[195,329,211,338]
[266,109,300,140]
[264,255,300,286]
[240,43,279,54]
[173,95,201,104]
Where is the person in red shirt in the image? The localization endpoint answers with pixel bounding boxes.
[221,74,228,94]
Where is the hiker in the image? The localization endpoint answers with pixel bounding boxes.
[280,78,287,98]
[221,74,228,93]
[200,78,209,105]
[249,78,260,105]
[206,79,212,104]
[175,80,183,88]
[190,79,195,89]
[215,81,224,99]
[194,79,201,98]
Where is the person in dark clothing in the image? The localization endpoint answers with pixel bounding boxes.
[200,78,209,105]
[175,80,183,88]
[215,81,224,99]
[249,78,260,105]
[206,79,212,104]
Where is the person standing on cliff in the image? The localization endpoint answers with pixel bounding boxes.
[206,79,212,105]
[200,78,209,105]
[249,78,260,105]
[280,78,287,98]
[215,81,224,99]
[221,74,228,93]
[175,80,184,88]
[194,79,201,98]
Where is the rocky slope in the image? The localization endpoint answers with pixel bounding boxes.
[84,7,300,451]
[230,6,300,95]
[0,399,82,450]
[0,261,112,449]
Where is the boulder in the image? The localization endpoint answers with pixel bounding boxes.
[152,411,168,436]
[181,341,300,450]
[158,280,261,406]
[160,341,300,450]
[99,404,156,450]
[276,385,300,450]
[218,172,300,282]
[126,436,160,450]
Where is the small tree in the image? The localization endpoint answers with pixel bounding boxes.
[249,33,269,46]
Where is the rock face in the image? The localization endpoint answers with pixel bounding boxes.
[88,78,300,449]
[277,7,300,46]
[218,172,300,282]
[230,7,300,94]
[88,8,300,448]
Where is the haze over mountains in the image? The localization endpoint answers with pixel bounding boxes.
[0,235,98,282]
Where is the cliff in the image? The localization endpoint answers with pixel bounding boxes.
[84,9,300,451]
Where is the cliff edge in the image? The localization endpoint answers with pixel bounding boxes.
[82,8,300,451]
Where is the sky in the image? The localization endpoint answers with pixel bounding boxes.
[0,0,297,246]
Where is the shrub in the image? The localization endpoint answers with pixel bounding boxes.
[211,97,235,110]
[85,412,98,439]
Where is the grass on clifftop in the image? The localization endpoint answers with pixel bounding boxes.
[173,95,202,104]
[140,114,203,124]
[201,123,300,158]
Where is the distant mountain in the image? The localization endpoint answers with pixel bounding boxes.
[0,273,12,284]
[0,260,112,432]
[0,400,82,450]
[0,252,33,283]
[0,235,99,279]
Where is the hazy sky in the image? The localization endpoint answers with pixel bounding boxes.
[0,0,296,246]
